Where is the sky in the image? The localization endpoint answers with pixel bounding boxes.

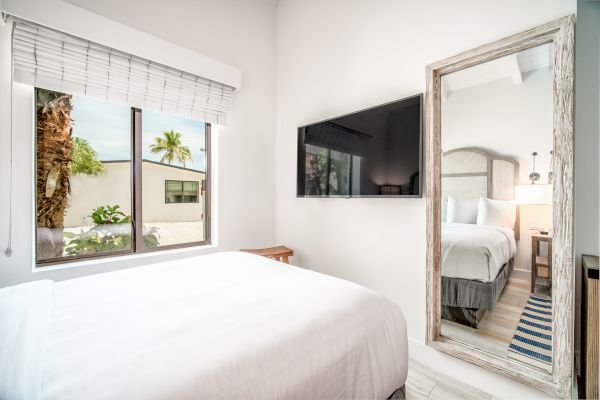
[71,96,206,171]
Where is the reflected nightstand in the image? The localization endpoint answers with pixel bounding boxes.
[531,233,552,295]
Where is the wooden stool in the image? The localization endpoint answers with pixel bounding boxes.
[240,246,294,264]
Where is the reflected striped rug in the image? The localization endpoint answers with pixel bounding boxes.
[508,295,552,369]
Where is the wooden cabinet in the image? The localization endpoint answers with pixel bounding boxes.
[531,234,552,295]
[582,255,599,400]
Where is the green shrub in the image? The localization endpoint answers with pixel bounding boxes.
[90,205,130,225]
[64,205,159,256]
[71,137,106,175]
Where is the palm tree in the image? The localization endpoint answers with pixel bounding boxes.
[36,89,73,260]
[149,130,193,167]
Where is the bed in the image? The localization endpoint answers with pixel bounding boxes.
[441,222,517,327]
[441,148,519,328]
[0,251,408,400]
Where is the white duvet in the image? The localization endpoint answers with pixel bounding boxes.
[0,252,408,400]
[441,223,517,282]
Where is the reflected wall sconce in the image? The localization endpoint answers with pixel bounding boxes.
[528,152,541,184]
[548,150,553,184]
[516,151,552,204]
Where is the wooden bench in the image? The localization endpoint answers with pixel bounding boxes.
[240,246,294,264]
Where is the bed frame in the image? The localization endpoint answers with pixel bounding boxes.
[441,259,515,327]
[441,148,519,328]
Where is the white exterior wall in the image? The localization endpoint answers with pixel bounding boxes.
[142,161,204,224]
[65,162,132,227]
[64,161,204,228]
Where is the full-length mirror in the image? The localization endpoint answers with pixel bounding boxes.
[439,43,554,370]
[425,16,574,398]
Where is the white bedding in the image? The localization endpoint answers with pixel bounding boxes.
[441,223,517,282]
[0,252,407,400]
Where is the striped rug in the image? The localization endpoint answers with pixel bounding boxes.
[508,294,552,369]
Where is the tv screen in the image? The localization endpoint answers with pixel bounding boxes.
[297,94,422,197]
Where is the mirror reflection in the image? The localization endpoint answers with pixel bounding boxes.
[439,43,554,372]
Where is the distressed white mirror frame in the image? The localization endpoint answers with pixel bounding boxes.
[424,16,575,398]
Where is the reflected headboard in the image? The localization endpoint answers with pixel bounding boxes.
[442,147,520,240]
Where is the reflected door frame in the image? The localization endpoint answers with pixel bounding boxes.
[424,15,575,398]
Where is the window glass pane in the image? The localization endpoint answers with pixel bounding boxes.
[142,111,207,247]
[182,181,197,192]
[304,144,328,195]
[328,150,351,196]
[166,180,182,192]
[35,88,133,262]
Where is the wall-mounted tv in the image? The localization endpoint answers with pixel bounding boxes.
[297,94,422,197]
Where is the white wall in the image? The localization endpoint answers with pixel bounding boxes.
[0,0,276,284]
[442,70,554,185]
[275,1,575,398]
[515,205,553,273]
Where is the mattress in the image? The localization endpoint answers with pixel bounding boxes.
[0,251,408,400]
[441,222,516,282]
[441,259,514,311]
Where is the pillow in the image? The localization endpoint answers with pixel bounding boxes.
[446,196,479,224]
[441,198,447,222]
[476,197,517,229]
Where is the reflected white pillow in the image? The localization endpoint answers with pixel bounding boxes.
[446,196,479,224]
[441,198,447,222]
[476,197,517,229]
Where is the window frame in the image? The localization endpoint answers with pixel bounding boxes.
[35,93,211,267]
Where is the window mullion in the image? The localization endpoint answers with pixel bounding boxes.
[205,123,211,243]
[132,108,144,252]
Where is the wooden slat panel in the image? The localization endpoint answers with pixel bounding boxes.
[583,256,599,400]
[491,160,516,200]
[586,278,598,399]
[443,151,488,174]
[442,176,487,200]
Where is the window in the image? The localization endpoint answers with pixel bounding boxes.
[35,88,211,265]
[304,144,351,196]
[165,181,199,203]
[141,110,208,248]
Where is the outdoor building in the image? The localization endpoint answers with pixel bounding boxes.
[64,160,206,246]
[65,160,205,227]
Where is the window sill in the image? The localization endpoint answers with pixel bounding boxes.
[33,243,218,273]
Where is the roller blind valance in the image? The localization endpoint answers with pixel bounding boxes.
[11,18,235,124]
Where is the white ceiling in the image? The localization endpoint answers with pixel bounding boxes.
[442,43,553,99]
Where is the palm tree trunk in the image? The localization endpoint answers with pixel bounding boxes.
[36,89,73,260]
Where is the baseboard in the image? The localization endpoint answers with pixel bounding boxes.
[511,268,531,282]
